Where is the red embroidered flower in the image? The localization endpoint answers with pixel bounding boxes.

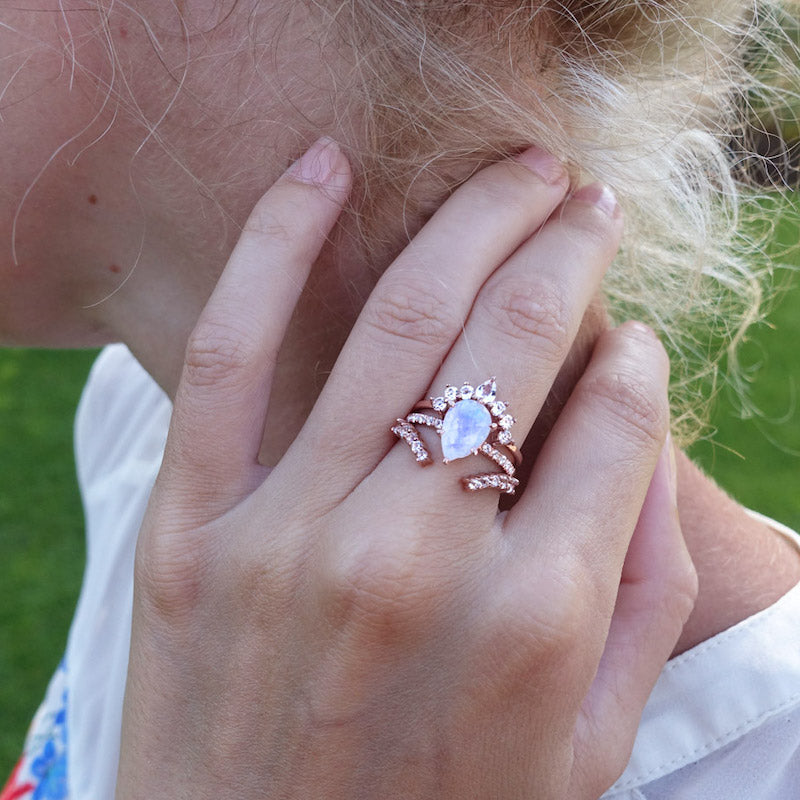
[0,758,35,800]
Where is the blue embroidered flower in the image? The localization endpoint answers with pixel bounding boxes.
[30,742,55,780]
[30,745,66,800]
[32,758,65,800]
[6,660,69,800]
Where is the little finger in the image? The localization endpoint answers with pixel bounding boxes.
[571,437,697,797]
[505,323,671,614]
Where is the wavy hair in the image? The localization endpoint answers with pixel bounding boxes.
[37,0,799,441]
[304,0,800,443]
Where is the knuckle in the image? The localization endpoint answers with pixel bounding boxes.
[659,556,699,628]
[183,322,261,390]
[481,572,588,682]
[243,205,295,249]
[479,277,572,361]
[323,540,441,642]
[584,369,667,447]
[364,277,457,351]
[134,519,213,623]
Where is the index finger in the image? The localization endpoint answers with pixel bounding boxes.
[163,138,352,513]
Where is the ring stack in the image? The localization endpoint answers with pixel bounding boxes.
[392,378,521,494]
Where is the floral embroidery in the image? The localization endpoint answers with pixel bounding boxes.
[1,662,68,800]
[0,761,34,800]
[30,740,67,800]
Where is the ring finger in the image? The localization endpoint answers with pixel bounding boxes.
[378,183,623,504]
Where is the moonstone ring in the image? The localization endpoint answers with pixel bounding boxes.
[391,378,521,494]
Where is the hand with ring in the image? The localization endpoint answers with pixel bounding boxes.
[116,138,697,799]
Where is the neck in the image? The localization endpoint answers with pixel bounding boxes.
[671,452,800,655]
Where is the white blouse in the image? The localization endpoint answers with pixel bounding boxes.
[22,344,800,799]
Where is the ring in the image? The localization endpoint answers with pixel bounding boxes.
[391,378,521,494]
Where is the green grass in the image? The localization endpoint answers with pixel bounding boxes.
[0,349,98,774]
[1,199,799,774]
[689,197,800,529]
[689,299,800,530]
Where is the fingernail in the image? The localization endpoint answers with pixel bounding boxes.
[572,182,620,218]
[287,137,337,185]
[514,145,567,185]
[625,320,658,340]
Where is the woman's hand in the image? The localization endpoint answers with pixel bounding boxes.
[116,138,697,799]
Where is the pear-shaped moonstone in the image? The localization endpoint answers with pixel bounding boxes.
[441,399,492,461]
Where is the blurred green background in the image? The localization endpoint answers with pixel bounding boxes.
[1,349,98,772]
[1,205,799,775]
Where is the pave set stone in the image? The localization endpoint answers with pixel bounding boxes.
[463,473,519,493]
[406,412,443,431]
[393,378,519,494]
[390,420,432,464]
[479,442,514,476]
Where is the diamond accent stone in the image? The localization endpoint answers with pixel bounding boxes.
[479,443,515,476]
[407,412,443,431]
[490,401,507,416]
[498,430,513,445]
[475,379,497,403]
[392,420,431,464]
[462,473,519,495]
[444,385,458,404]
[440,399,492,461]
[459,384,474,400]
[498,414,514,430]
[432,397,447,412]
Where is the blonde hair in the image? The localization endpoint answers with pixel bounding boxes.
[304,0,800,443]
[31,0,797,442]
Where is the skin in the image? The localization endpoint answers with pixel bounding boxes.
[2,1,799,796]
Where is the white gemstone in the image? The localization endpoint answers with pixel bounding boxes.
[490,401,507,416]
[499,414,514,430]
[440,399,492,461]
[459,384,474,399]
[432,397,447,411]
[498,430,513,445]
[444,385,458,403]
[475,379,497,403]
